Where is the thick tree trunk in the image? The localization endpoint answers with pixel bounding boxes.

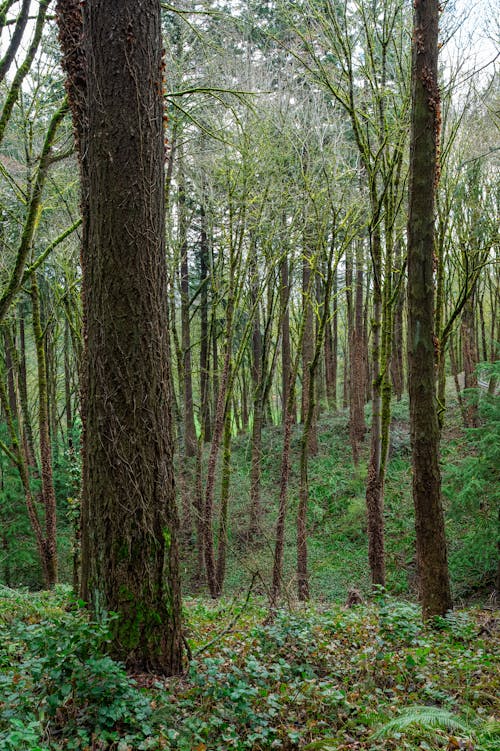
[407,0,452,619]
[76,0,183,672]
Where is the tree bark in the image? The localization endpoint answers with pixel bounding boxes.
[349,240,366,465]
[31,272,58,587]
[199,199,212,441]
[178,169,198,457]
[76,0,183,673]
[407,0,452,619]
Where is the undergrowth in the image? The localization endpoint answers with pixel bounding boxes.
[0,588,498,750]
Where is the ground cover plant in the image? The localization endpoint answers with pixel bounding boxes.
[0,587,498,751]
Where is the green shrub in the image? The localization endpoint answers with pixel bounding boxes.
[0,609,155,749]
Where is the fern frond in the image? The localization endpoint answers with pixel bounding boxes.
[373,705,473,739]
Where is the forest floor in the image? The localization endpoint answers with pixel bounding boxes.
[0,587,499,750]
[1,388,498,750]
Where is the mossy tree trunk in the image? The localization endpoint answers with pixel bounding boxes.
[407,0,452,619]
[31,272,58,587]
[74,0,183,673]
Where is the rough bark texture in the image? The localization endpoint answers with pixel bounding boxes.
[407,0,452,619]
[77,0,183,673]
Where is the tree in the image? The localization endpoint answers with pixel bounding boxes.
[407,0,452,619]
[73,0,183,672]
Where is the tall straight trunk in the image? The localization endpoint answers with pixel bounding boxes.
[194,443,205,584]
[301,251,316,449]
[296,241,337,601]
[241,368,249,432]
[212,311,219,431]
[332,267,338,410]
[203,248,235,597]
[349,240,366,464]
[478,288,488,363]
[31,273,58,587]
[248,253,263,539]
[461,292,479,427]
[73,0,183,672]
[325,260,338,410]
[449,332,465,412]
[178,170,197,457]
[391,240,404,400]
[0,376,51,584]
[365,219,386,587]
[215,403,232,594]
[407,0,452,619]
[324,318,334,408]
[203,334,232,597]
[344,243,353,413]
[3,325,17,418]
[17,307,37,471]
[301,176,318,454]
[64,316,73,449]
[199,200,211,441]
[280,254,294,424]
[270,377,297,608]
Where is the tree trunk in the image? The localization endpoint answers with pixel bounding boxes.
[349,240,366,465]
[365,221,386,588]
[461,292,479,427]
[391,240,404,400]
[280,254,294,424]
[407,0,452,619]
[18,314,38,471]
[77,0,183,673]
[248,253,263,539]
[215,404,232,594]
[178,169,198,457]
[199,200,211,441]
[31,272,58,588]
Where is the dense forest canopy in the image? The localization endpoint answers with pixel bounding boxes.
[0,0,498,747]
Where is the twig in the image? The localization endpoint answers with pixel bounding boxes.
[191,573,257,659]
